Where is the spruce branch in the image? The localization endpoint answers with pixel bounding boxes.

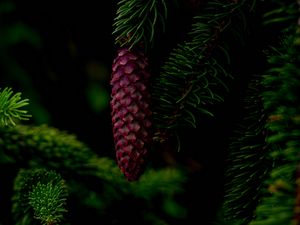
[221,76,270,225]
[0,123,187,190]
[0,124,187,221]
[0,87,31,127]
[66,158,187,221]
[131,167,186,199]
[83,157,187,200]
[249,2,300,224]
[0,124,95,170]
[29,182,68,225]
[12,169,68,225]
[113,0,167,49]
[153,0,251,142]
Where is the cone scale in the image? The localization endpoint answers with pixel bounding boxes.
[110,47,152,181]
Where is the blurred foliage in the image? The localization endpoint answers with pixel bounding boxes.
[0,124,187,225]
[85,62,110,113]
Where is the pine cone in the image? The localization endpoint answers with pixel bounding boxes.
[110,47,152,181]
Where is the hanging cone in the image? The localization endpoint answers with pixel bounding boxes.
[110,47,153,181]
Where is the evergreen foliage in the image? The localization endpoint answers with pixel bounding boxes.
[1,0,300,224]
[222,77,270,224]
[0,124,186,224]
[249,2,300,224]
[112,0,167,49]
[218,0,300,224]
[0,124,94,169]
[152,0,252,142]
[0,87,31,127]
[12,169,68,225]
